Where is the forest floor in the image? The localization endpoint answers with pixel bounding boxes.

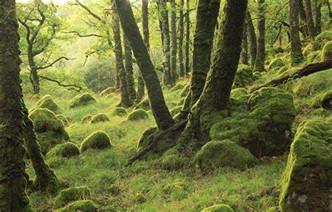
[23,64,332,211]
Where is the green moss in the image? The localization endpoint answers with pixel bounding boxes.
[315,31,332,43]
[180,84,190,97]
[70,93,96,108]
[127,109,149,121]
[56,115,69,126]
[162,181,188,201]
[161,150,187,170]
[170,106,182,116]
[268,58,285,70]
[194,140,257,171]
[321,90,332,110]
[35,95,59,113]
[55,186,91,208]
[80,131,112,152]
[81,115,92,124]
[56,200,97,212]
[134,193,146,204]
[306,51,320,63]
[111,107,127,117]
[201,204,235,212]
[135,98,150,110]
[90,113,110,124]
[234,64,256,88]
[230,88,249,110]
[170,83,186,92]
[279,120,332,211]
[46,142,80,159]
[321,41,332,61]
[99,87,116,96]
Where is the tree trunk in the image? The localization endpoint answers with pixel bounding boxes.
[254,0,266,71]
[178,0,185,77]
[30,67,40,94]
[112,2,132,108]
[123,35,136,102]
[158,0,173,86]
[0,1,30,210]
[303,0,315,39]
[289,0,304,65]
[299,0,309,37]
[190,0,221,105]
[22,105,58,193]
[170,0,178,82]
[313,0,322,35]
[326,0,332,22]
[185,0,191,75]
[114,0,175,130]
[247,11,257,68]
[240,23,249,65]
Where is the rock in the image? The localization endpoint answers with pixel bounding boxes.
[135,98,150,111]
[268,58,285,70]
[99,87,116,96]
[134,193,146,204]
[194,140,257,171]
[90,113,110,124]
[127,109,149,121]
[200,204,235,212]
[279,120,332,212]
[55,186,91,208]
[56,115,69,126]
[70,93,96,108]
[111,107,127,117]
[80,131,112,152]
[321,90,332,110]
[170,83,186,92]
[46,142,80,159]
[321,41,332,61]
[161,149,186,170]
[234,64,256,88]
[56,200,97,212]
[35,95,59,113]
[316,31,332,43]
[81,115,92,124]
[29,108,69,154]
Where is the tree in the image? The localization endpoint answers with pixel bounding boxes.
[123,35,136,102]
[178,0,185,77]
[254,0,266,71]
[170,0,178,81]
[247,11,257,67]
[0,0,30,210]
[18,0,68,94]
[289,0,304,65]
[114,0,175,130]
[185,0,191,75]
[303,0,315,38]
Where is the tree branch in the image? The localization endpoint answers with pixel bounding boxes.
[36,57,70,70]
[63,31,102,38]
[73,0,105,24]
[39,75,83,92]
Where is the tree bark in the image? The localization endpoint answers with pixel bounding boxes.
[289,0,304,65]
[303,0,315,38]
[185,0,191,75]
[254,0,266,71]
[112,2,132,108]
[178,0,185,77]
[123,35,136,102]
[114,0,175,130]
[247,11,257,68]
[313,0,322,35]
[170,0,178,82]
[0,0,30,210]
[240,23,249,65]
[190,0,221,105]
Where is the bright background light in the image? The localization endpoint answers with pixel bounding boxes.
[17,0,69,5]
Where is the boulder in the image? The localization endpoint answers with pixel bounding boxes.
[321,41,332,61]
[81,115,92,124]
[80,131,112,152]
[268,58,286,70]
[201,204,235,212]
[99,87,116,96]
[112,107,127,117]
[56,200,97,212]
[234,64,256,88]
[134,98,150,110]
[127,109,149,121]
[321,90,332,110]
[90,113,110,124]
[46,142,80,159]
[55,186,91,208]
[35,95,59,113]
[70,93,96,108]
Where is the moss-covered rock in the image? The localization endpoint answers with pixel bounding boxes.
[194,140,257,171]
[321,41,332,61]
[230,88,249,110]
[81,115,92,124]
[268,58,286,70]
[35,95,59,113]
[279,120,332,211]
[170,83,186,92]
[55,186,91,208]
[90,113,110,124]
[29,108,69,154]
[127,109,149,121]
[80,131,112,152]
[234,64,256,88]
[315,31,332,43]
[161,149,187,170]
[134,193,146,204]
[321,90,332,110]
[135,98,150,110]
[57,200,97,212]
[100,87,116,96]
[111,107,127,117]
[201,204,235,212]
[56,115,69,126]
[70,93,96,108]
[46,142,80,159]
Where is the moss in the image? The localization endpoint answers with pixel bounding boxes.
[161,150,187,170]
[47,156,65,169]
[81,115,92,124]
[57,200,97,212]
[230,88,249,110]
[127,109,149,121]
[29,108,69,154]
[201,204,235,212]
[321,41,332,61]
[111,107,127,117]
[46,142,80,159]
[268,58,285,70]
[162,181,188,201]
[321,90,332,110]
[234,64,256,88]
[55,186,91,208]
[70,93,96,108]
[279,120,332,211]
[134,193,146,204]
[303,43,313,56]
[170,83,185,92]
[170,106,182,116]
[307,51,319,63]
[135,98,150,110]
[194,140,257,171]
[99,87,116,96]
[80,131,112,152]
[56,115,69,126]
[315,31,332,43]
[35,95,59,113]
[180,84,190,97]
[90,113,110,124]
[265,207,278,212]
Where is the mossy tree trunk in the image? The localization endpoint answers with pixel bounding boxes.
[178,0,185,77]
[190,0,221,105]
[170,0,178,82]
[22,104,58,193]
[240,23,249,65]
[247,11,257,68]
[123,35,136,102]
[185,0,191,75]
[313,0,322,35]
[114,0,175,130]
[303,0,315,38]
[289,0,304,65]
[254,0,266,71]
[0,1,30,210]
[112,2,132,108]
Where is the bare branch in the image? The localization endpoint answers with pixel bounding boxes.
[73,0,105,24]
[39,75,83,92]
[36,56,70,70]
[63,31,102,38]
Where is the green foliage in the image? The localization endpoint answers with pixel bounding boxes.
[35,95,59,113]
[267,58,285,70]
[80,131,112,152]
[99,87,116,97]
[321,41,332,61]
[111,107,127,117]
[56,114,69,126]
[55,186,91,208]
[57,200,97,212]
[127,109,149,121]
[201,204,235,212]
[46,142,80,159]
[234,64,256,88]
[279,120,332,211]
[70,93,96,108]
[81,115,92,124]
[315,31,332,43]
[135,98,151,110]
[194,140,257,171]
[90,113,110,124]
[321,90,332,110]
